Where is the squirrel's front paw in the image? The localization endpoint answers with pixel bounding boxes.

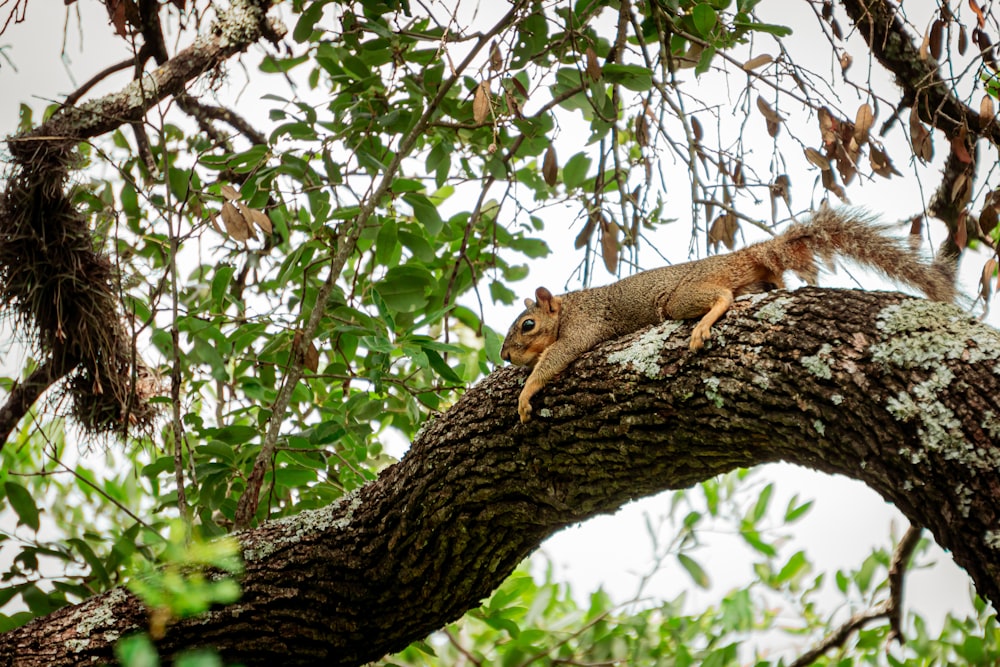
[689,325,711,351]
[518,395,533,423]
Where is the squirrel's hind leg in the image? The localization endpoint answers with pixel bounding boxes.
[659,286,735,351]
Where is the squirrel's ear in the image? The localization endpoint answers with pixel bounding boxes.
[534,287,561,314]
[523,298,535,308]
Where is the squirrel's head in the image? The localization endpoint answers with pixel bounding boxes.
[500,287,562,367]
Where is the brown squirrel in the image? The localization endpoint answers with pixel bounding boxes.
[500,208,956,423]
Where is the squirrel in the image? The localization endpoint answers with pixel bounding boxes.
[500,207,956,423]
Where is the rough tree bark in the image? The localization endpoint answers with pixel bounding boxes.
[1,287,998,666]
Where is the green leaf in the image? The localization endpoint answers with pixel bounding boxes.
[403,193,444,236]
[424,349,463,384]
[600,63,653,92]
[692,3,718,38]
[677,553,710,589]
[5,482,39,532]
[67,538,112,589]
[735,20,793,37]
[784,496,813,523]
[115,633,160,667]
[211,265,235,309]
[562,152,592,189]
[750,482,772,523]
[292,1,326,43]
[375,265,433,312]
[776,550,810,585]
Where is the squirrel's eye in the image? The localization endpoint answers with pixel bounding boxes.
[521,318,535,333]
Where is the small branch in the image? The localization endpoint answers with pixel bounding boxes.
[62,59,134,107]
[789,525,922,667]
[176,94,268,146]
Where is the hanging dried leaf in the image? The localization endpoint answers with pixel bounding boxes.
[472,81,490,124]
[955,210,969,249]
[220,184,241,200]
[839,51,853,73]
[959,24,969,54]
[979,203,998,235]
[510,76,529,99]
[293,332,320,373]
[770,174,790,222]
[209,213,224,235]
[636,113,649,147]
[691,116,703,142]
[982,95,996,127]
[771,174,790,205]
[821,168,848,202]
[822,0,833,20]
[756,97,784,124]
[542,144,558,186]
[831,19,842,40]
[854,103,874,144]
[585,46,601,81]
[818,107,838,147]
[909,214,924,240]
[951,171,973,205]
[804,147,831,170]
[930,19,945,60]
[742,54,773,71]
[575,209,598,249]
[505,90,522,119]
[908,112,934,162]
[235,203,259,240]
[247,207,273,235]
[599,216,619,274]
[970,0,986,28]
[950,129,973,164]
[709,213,738,251]
[490,41,503,71]
[757,97,783,137]
[732,161,744,187]
[973,28,998,71]
[980,258,997,302]
[835,140,858,185]
[870,145,902,178]
[221,201,252,241]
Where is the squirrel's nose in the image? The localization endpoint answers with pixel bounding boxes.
[500,348,510,362]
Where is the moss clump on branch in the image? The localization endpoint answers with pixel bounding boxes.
[0,137,158,437]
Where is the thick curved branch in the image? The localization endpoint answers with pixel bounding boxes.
[6,0,282,153]
[1,289,998,666]
[840,0,999,143]
[0,354,77,451]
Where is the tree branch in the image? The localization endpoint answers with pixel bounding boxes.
[2,289,998,666]
[0,355,76,451]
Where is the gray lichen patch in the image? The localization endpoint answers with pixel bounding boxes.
[607,322,682,378]
[871,300,1000,370]
[985,529,1000,551]
[886,367,1000,471]
[243,490,363,563]
[72,587,131,644]
[800,343,835,380]
[753,295,794,325]
[703,376,723,407]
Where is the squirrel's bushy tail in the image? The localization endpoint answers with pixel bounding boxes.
[760,208,956,303]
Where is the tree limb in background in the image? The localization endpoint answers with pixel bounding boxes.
[0,0,285,448]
